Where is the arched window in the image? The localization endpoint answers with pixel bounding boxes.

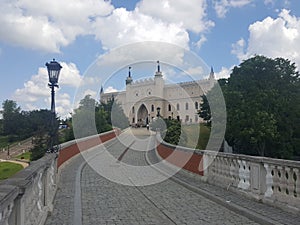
[151,104,154,112]
[168,104,171,111]
[195,102,198,110]
[185,102,189,110]
[177,103,180,111]
[132,106,135,113]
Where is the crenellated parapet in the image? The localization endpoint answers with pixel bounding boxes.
[131,77,155,86]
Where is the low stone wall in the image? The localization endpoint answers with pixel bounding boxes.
[157,142,204,176]
[158,140,300,213]
[0,154,57,225]
[0,129,120,225]
[57,129,120,168]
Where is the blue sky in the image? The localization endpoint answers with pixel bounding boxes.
[0,0,299,118]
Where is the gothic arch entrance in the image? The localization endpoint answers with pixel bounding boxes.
[137,104,148,127]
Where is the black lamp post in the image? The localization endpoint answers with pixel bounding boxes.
[46,59,62,151]
[156,107,161,117]
[46,59,62,113]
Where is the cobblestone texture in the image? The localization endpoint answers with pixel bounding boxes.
[45,129,298,225]
[80,132,259,225]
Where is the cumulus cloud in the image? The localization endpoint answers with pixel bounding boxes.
[92,8,190,50]
[215,67,231,79]
[232,9,300,67]
[0,0,214,53]
[0,0,114,52]
[13,61,83,118]
[213,0,253,18]
[136,0,214,33]
[105,86,118,93]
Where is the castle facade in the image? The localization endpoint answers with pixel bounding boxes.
[100,62,216,126]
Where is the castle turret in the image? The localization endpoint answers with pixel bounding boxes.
[154,61,164,98]
[209,66,215,80]
[126,66,133,85]
[155,60,163,78]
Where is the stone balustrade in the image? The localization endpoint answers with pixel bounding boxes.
[0,129,119,225]
[0,154,57,225]
[157,141,300,213]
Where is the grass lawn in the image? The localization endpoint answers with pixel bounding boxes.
[182,123,210,150]
[15,151,32,161]
[0,162,23,180]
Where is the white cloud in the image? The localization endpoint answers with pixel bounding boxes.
[215,67,231,79]
[105,86,118,93]
[231,38,247,61]
[0,0,213,53]
[195,35,207,49]
[136,0,214,33]
[0,0,114,52]
[92,8,190,50]
[213,0,253,18]
[13,62,83,118]
[59,62,82,87]
[232,9,300,67]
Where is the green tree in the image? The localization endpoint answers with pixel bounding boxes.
[225,55,299,159]
[2,100,21,137]
[99,98,129,130]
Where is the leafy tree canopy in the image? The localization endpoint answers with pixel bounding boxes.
[225,55,299,158]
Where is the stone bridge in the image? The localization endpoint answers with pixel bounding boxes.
[0,129,299,225]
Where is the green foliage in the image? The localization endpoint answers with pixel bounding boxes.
[224,55,300,159]
[199,95,211,126]
[0,162,23,180]
[151,118,187,146]
[72,95,130,138]
[30,132,47,161]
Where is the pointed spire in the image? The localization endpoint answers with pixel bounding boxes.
[155,60,162,77]
[126,66,133,85]
[209,66,215,80]
[128,66,131,78]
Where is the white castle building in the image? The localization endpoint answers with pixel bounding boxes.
[100,62,216,126]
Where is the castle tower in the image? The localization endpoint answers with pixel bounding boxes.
[209,66,215,80]
[154,60,164,99]
[126,66,133,85]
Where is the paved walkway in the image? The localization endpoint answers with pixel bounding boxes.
[45,129,298,225]
[0,137,32,160]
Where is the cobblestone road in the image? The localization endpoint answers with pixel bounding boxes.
[79,130,259,225]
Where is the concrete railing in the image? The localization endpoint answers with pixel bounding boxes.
[0,154,57,225]
[0,129,120,225]
[157,141,300,213]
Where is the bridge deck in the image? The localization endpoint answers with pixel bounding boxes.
[45,129,299,225]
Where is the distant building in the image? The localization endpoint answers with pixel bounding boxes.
[100,62,216,126]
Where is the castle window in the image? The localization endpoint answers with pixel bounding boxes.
[195,102,198,110]
[132,106,135,113]
[177,103,180,111]
[151,104,154,112]
[168,104,171,111]
[185,102,189,110]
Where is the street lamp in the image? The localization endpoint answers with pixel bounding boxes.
[46,59,62,152]
[46,59,62,113]
[156,107,161,117]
